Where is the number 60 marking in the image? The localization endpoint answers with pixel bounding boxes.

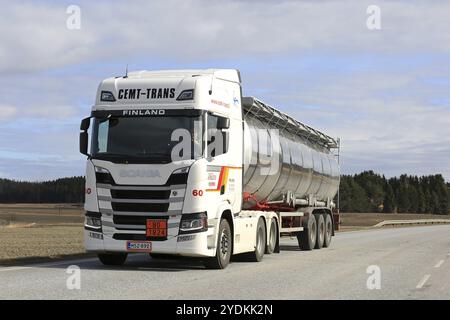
[192,189,204,196]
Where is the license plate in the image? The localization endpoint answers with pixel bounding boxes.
[146,219,167,238]
[126,241,152,252]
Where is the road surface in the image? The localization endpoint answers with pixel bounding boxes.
[1,225,449,299]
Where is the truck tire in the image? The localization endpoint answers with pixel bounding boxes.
[266,218,277,254]
[204,219,232,269]
[323,214,333,248]
[246,218,266,262]
[314,214,325,249]
[297,215,317,250]
[97,253,128,266]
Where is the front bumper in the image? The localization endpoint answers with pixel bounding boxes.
[84,226,217,257]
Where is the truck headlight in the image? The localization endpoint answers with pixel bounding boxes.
[85,212,102,229]
[179,212,207,234]
[172,166,190,174]
[94,166,110,174]
[94,166,114,184]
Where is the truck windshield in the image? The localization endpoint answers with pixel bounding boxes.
[91,115,203,163]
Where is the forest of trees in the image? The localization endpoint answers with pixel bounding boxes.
[0,177,85,203]
[339,171,449,214]
[0,172,449,214]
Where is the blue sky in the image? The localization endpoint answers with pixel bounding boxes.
[0,0,450,181]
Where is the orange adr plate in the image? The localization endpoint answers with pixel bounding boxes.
[146,219,167,237]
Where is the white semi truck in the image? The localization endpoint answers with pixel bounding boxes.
[80,69,340,269]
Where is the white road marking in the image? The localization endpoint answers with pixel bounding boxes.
[416,274,431,289]
[434,260,445,268]
[0,258,97,273]
[0,266,31,272]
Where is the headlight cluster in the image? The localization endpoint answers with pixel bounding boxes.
[172,166,190,174]
[94,166,114,184]
[94,166,110,174]
[179,212,207,234]
[85,212,102,230]
[85,216,102,228]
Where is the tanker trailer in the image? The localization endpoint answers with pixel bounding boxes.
[242,97,340,208]
[240,97,340,252]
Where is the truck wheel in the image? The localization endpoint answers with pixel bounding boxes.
[97,253,128,266]
[314,214,325,249]
[297,215,317,250]
[204,219,232,269]
[247,218,266,262]
[266,218,277,254]
[323,214,333,248]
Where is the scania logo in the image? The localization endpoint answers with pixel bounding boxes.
[119,169,161,178]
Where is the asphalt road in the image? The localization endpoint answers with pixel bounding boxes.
[1,225,449,300]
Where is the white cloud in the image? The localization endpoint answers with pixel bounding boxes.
[1,0,450,73]
[0,105,17,120]
[24,105,78,118]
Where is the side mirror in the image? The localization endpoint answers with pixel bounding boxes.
[79,117,91,156]
[80,131,89,156]
[217,117,230,129]
[80,117,91,131]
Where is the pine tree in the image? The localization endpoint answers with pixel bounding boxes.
[383,181,395,213]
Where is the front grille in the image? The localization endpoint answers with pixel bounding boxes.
[113,234,147,241]
[111,189,170,199]
[166,173,188,185]
[113,215,168,225]
[111,202,169,213]
[97,172,187,186]
[97,172,187,236]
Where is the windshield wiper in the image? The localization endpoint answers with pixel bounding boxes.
[93,153,127,158]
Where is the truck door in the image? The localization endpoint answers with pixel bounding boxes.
[205,112,243,213]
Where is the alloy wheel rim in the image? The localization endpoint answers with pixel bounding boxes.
[311,223,316,243]
[257,228,264,254]
[220,230,229,258]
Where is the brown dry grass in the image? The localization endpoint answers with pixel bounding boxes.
[340,212,450,227]
[0,203,83,225]
[0,204,85,263]
[0,224,85,262]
